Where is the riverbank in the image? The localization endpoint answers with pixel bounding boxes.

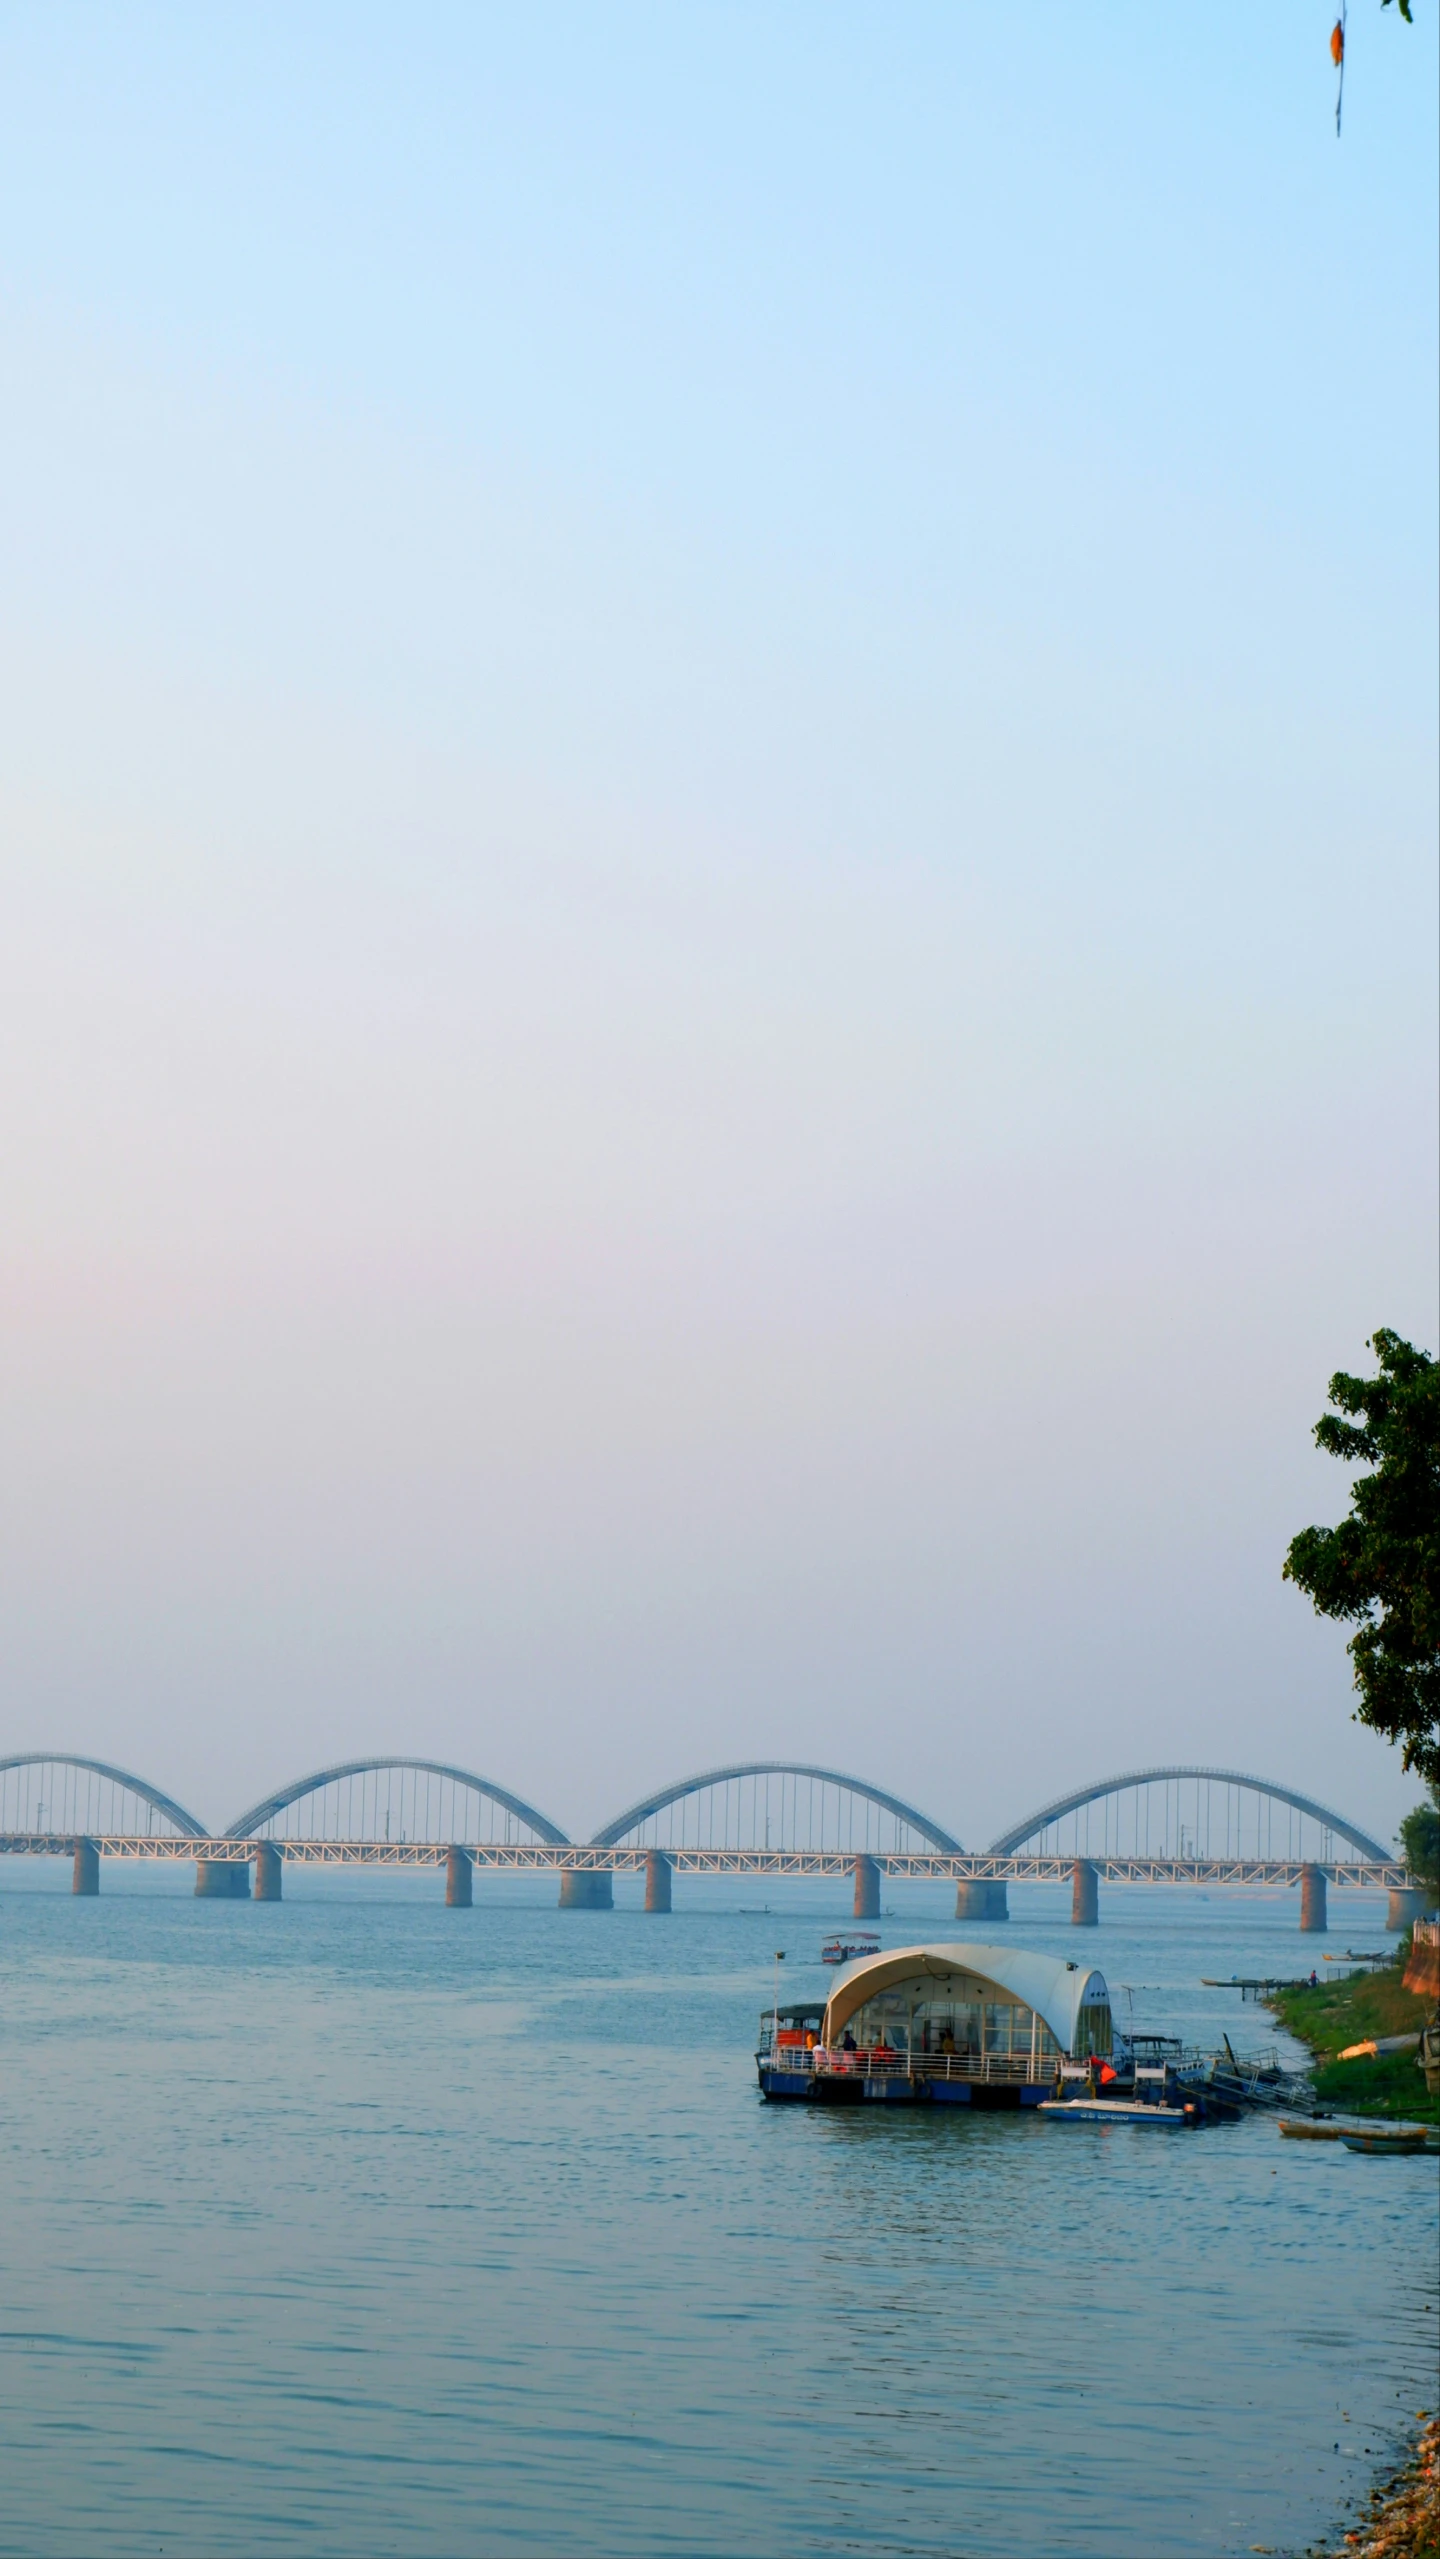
[1318,2415,1439,2558]
[1267,1962,1438,2125]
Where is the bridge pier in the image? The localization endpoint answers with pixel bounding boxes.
[644,1850,672,1913]
[1299,1863,1327,1932]
[253,1842,283,1902]
[853,1854,881,1921]
[445,1845,473,1907]
[72,1837,99,1896]
[1388,1885,1432,1929]
[194,1858,251,1899]
[1071,1860,1099,1926]
[954,1880,1008,1923]
[559,1868,613,1909]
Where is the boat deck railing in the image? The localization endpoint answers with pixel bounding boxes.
[763,2044,1055,2087]
[910,2052,1052,2085]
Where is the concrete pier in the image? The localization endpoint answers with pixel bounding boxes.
[72,1837,99,1896]
[1299,1863,1327,1932]
[1387,1885,1431,1930]
[1071,1860,1099,1927]
[253,1842,283,1902]
[194,1858,251,1899]
[559,1868,614,1909]
[644,1849,672,1913]
[853,1854,881,1921]
[954,1879,1008,1923]
[445,1845,473,1907]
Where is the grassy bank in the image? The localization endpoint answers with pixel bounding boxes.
[1267,1963,1438,2125]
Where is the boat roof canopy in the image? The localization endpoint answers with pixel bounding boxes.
[821,1942,1110,2056]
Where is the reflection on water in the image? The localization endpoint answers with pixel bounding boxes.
[0,1873,1432,2557]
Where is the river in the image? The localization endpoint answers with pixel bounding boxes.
[0,1869,1433,2557]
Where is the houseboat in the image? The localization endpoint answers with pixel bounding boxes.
[757,1940,1116,2108]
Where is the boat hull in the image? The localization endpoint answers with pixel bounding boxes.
[1038,2098,1195,2127]
[757,2066,1050,2109]
[1338,2130,1431,2155]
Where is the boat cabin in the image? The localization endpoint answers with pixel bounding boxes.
[767,2000,826,2053]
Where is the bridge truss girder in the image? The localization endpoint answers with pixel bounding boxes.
[0,1834,1408,1887]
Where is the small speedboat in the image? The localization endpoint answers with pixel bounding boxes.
[1338,2126,1431,2155]
[1039,2096,1197,2127]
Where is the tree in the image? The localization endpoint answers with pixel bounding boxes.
[1284,1330,1440,1785]
[1399,1784,1440,1906]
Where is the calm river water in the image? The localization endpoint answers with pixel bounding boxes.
[1,1869,1434,2557]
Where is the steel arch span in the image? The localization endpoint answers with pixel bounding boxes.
[225,1759,570,1844]
[591,1762,963,1853]
[0,1753,206,1838]
[988,1766,1390,1862]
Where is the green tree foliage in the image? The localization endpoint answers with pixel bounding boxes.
[1284,1331,1440,1785]
[1399,1785,1440,1902]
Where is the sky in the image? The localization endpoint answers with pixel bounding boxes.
[0,4,1435,1850]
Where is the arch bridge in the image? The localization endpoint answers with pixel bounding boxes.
[225,1758,570,1848]
[0,1754,205,1842]
[0,1751,1418,1928]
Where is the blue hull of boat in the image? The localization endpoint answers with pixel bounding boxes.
[758,2068,1050,2109]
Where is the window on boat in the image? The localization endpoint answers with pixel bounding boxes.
[1073,2003,1113,2059]
[917,2004,976,2050]
[914,2000,1062,2060]
[849,1992,913,2048]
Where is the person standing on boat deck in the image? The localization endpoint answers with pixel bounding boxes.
[842,2029,857,2053]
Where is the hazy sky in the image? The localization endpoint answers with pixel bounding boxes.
[1,6,1435,1849]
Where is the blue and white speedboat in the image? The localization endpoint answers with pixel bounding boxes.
[1038,2095,1197,2127]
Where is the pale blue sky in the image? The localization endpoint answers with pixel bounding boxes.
[0,5,1435,1844]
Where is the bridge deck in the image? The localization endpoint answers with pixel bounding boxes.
[0,1835,1408,1886]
